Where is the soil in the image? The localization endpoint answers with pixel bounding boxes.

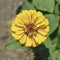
[0,0,34,60]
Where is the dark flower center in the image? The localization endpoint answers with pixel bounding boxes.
[27,23,35,32]
[25,23,37,38]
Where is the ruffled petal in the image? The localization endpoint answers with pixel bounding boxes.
[32,38,37,47]
[19,35,27,44]
[25,37,32,47]
[44,26,50,32]
[35,12,45,25]
[12,33,24,40]
[34,33,47,44]
[11,24,24,32]
[38,29,48,36]
[36,18,49,28]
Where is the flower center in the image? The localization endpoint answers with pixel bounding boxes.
[27,24,35,32]
[25,23,37,38]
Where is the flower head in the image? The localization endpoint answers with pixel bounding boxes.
[11,10,49,47]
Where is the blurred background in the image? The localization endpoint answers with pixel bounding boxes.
[0,0,34,60]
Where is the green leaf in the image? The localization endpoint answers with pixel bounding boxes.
[54,3,60,15]
[22,0,35,10]
[16,0,35,14]
[44,37,58,51]
[56,25,60,50]
[49,50,59,60]
[44,37,60,60]
[44,37,54,51]
[56,0,60,4]
[52,38,58,49]
[32,0,55,13]
[43,37,54,60]
[45,14,59,35]
[58,25,60,36]
[57,52,60,60]
[6,37,27,50]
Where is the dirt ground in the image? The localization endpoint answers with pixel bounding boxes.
[0,0,34,60]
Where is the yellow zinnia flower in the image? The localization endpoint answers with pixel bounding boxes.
[11,10,49,47]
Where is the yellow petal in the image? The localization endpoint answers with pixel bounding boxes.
[12,33,24,40]
[32,39,37,47]
[36,18,49,28]
[22,14,29,23]
[40,18,49,26]
[35,12,45,25]
[22,10,29,13]
[16,30,24,34]
[44,26,50,32]
[21,14,29,24]
[29,10,36,13]
[34,34,47,44]
[29,10,37,23]
[19,35,27,44]
[11,24,20,31]
[15,14,24,25]
[32,13,39,23]
[13,19,25,27]
[25,37,32,47]
[22,10,31,22]
[38,29,48,36]
[11,24,24,31]
[32,14,38,23]
[22,10,36,23]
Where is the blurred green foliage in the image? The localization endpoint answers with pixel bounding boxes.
[6,0,60,60]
